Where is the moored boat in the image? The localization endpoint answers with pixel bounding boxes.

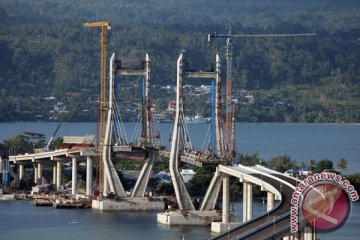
[184,114,210,124]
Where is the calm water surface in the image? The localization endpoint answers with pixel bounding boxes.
[0,200,211,240]
[0,200,359,240]
[0,200,272,240]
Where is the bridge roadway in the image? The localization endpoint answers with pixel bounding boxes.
[159,150,228,167]
[8,146,99,163]
[9,148,75,162]
[213,165,300,240]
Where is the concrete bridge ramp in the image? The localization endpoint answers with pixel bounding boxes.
[212,165,298,240]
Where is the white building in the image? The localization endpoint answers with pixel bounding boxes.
[180,169,196,183]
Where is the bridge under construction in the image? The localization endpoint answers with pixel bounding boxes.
[3,25,320,240]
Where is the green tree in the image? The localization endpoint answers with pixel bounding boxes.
[187,166,215,197]
[3,135,33,155]
[22,132,46,149]
[317,159,334,172]
[309,159,317,173]
[268,155,296,172]
[346,174,360,194]
[336,158,348,173]
[237,153,263,166]
[0,93,16,121]
[19,175,35,191]
[2,132,46,154]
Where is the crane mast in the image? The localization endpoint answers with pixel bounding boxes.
[208,29,315,163]
[83,21,111,195]
[224,26,235,161]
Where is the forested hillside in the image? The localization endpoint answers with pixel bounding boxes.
[0,1,359,122]
[2,0,360,31]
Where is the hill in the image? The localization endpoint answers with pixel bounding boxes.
[2,0,360,31]
[0,1,359,122]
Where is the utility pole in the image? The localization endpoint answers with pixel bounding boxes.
[83,21,112,195]
[208,28,315,162]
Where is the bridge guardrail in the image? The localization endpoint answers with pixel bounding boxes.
[233,212,290,240]
[233,164,296,191]
[213,164,297,240]
[254,164,301,184]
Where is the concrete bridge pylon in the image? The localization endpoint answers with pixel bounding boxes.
[170,52,224,211]
[168,52,195,211]
[157,52,223,225]
[199,168,223,211]
[92,52,165,210]
[102,53,127,198]
[104,53,160,198]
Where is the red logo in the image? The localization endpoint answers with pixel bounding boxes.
[301,182,350,232]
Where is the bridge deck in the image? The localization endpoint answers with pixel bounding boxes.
[213,167,298,240]
[160,150,229,167]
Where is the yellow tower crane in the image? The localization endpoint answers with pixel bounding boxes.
[83,21,111,195]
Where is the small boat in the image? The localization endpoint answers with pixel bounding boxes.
[184,114,210,124]
[69,220,79,224]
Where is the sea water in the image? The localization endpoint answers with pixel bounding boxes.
[0,200,359,239]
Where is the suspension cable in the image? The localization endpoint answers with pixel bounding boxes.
[113,95,128,144]
[202,123,212,151]
[180,110,193,152]
[131,105,143,145]
[152,107,163,146]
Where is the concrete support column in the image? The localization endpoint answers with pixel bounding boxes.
[222,175,230,223]
[86,157,93,196]
[267,192,275,211]
[33,163,38,184]
[56,161,62,190]
[303,226,310,240]
[131,150,156,197]
[71,157,77,195]
[53,164,57,185]
[103,167,109,197]
[303,226,315,240]
[246,182,253,221]
[292,232,300,240]
[289,233,297,240]
[242,181,248,223]
[19,163,25,181]
[243,181,253,222]
[37,162,43,185]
